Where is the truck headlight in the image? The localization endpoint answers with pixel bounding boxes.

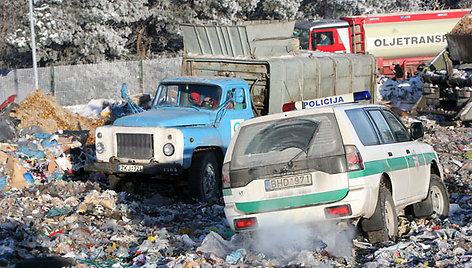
[96,132,102,139]
[163,143,175,156]
[96,142,105,154]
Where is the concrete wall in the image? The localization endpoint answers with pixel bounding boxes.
[0,57,182,106]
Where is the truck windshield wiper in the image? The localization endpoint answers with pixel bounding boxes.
[180,105,200,111]
[155,104,176,108]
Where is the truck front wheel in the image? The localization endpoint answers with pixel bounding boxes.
[109,175,139,194]
[189,152,220,202]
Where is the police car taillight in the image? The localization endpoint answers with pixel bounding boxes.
[222,162,231,189]
[345,145,364,171]
[234,217,257,230]
[325,204,352,218]
[282,102,296,112]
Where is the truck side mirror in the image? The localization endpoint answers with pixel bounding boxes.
[120,83,128,99]
[234,88,244,104]
[410,122,424,140]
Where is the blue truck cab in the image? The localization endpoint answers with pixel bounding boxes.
[85,76,254,201]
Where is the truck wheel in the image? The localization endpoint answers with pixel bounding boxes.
[363,183,398,244]
[189,152,220,202]
[109,175,139,194]
[412,174,449,217]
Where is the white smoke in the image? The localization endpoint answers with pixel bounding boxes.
[245,216,357,264]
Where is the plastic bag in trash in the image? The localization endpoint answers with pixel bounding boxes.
[23,172,34,184]
[17,147,46,159]
[226,248,247,264]
[0,177,7,191]
[197,231,235,258]
[46,207,73,218]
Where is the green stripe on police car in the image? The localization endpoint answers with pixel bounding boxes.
[235,188,348,214]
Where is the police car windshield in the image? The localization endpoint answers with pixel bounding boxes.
[153,83,222,110]
[231,113,344,170]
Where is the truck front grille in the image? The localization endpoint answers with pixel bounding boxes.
[116,133,153,159]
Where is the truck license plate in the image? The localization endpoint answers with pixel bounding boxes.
[265,174,313,191]
[118,164,144,173]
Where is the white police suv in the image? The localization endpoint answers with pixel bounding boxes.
[222,92,449,243]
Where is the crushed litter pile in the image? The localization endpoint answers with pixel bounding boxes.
[377,74,424,112]
[450,14,472,35]
[0,85,471,267]
[11,90,109,145]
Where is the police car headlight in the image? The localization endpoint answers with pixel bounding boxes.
[163,143,175,156]
[96,142,105,154]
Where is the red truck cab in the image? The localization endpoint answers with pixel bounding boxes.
[294,19,351,53]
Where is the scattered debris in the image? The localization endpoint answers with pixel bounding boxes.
[10,90,109,145]
[0,81,470,267]
[450,14,472,35]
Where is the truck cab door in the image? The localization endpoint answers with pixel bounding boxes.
[216,87,253,151]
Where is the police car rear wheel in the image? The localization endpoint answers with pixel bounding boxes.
[189,152,220,202]
[366,184,398,244]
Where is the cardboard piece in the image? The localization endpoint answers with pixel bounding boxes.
[0,151,9,164]
[5,155,28,190]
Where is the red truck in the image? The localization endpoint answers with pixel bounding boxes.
[294,9,469,78]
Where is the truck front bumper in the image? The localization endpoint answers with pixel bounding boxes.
[84,161,182,176]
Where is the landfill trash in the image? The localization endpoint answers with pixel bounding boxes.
[0,96,19,142]
[11,90,109,145]
[197,231,235,258]
[225,248,247,264]
[0,81,472,267]
[0,176,7,190]
[0,94,16,111]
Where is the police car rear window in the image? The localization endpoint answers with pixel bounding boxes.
[231,113,344,170]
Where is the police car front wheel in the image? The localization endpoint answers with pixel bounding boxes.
[412,174,450,218]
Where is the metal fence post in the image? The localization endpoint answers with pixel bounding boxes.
[50,65,55,96]
[140,60,144,93]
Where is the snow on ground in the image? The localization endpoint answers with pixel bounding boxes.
[65,98,121,119]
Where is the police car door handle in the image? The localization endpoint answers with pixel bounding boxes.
[406,149,411,154]
[388,152,393,157]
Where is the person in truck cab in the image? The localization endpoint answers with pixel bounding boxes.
[317,32,332,46]
[201,96,217,109]
[190,92,202,106]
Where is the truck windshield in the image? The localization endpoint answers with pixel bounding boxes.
[153,83,222,110]
[231,113,344,171]
[293,27,309,50]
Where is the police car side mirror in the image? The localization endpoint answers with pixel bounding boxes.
[410,122,424,140]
